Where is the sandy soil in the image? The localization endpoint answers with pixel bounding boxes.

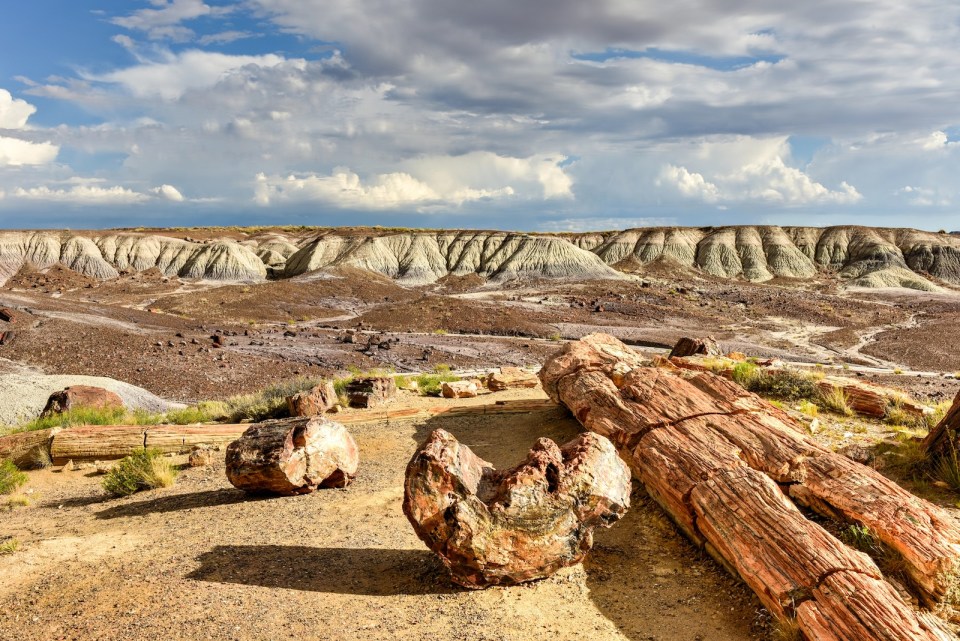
[0,390,766,641]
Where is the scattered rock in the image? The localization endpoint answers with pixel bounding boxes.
[225,417,359,495]
[486,367,539,392]
[441,380,478,399]
[0,308,17,323]
[403,428,630,588]
[40,385,124,418]
[668,336,722,359]
[286,381,338,417]
[345,377,397,409]
[188,446,216,467]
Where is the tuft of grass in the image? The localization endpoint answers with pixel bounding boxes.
[102,449,178,497]
[818,385,853,416]
[935,444,960,492]
[15,405,129,433]
[884,438,930,479]
[163,401,229,425]
[925,401,952,431]
[0,538,20,555]
[797,400,819,418]
[0,459,27,495]
[893,368,904,375]
[731,361,759,388]
[547,332,562,341]
[414,369,460,396]
[432,328,448,335]
[840,524,908,579]
[5,495,29,510]
[223,377,322,422]
[770,616,802,641]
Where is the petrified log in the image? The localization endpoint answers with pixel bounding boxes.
[486,366,539,391]
[403,428,630,588]
[287,380,338,416]
[0,307,16,323]
[441,380,478,398]
[924,390,960,459]
[668,336,722,358]
[345,376,396,408]
[0,428,57,468]
[540,333,959,639]
[41,385,124,418]
[225,417,359,495]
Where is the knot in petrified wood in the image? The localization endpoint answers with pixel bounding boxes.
[403,428,630,589]
[225,417,359,495]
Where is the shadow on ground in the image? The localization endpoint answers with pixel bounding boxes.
[95,488,259,519]
[188,545,459,596]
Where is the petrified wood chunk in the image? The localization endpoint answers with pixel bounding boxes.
[40,385,124,417]
[403,428,630,588]
[287,380,338,416]
[540,333,959,639]
[441,380,478,398]
[225,417,359,495]
[345,376,397,408]
[486,367,539,391]
[668,336,722,358]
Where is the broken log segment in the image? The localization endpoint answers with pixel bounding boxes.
[403,428,630,588]
[225,416,359,495]
[0,428,58,468]
[540,333,959,639]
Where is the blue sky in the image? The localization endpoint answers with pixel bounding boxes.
[0,1,959,231]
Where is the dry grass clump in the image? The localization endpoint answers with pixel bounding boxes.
[0,538,20,555]
[102,448,178,497]
[817,385,853,416]
[770,616,802,641]
[934,444,960,492]
[14,405,129,433]
[0,459,27,495]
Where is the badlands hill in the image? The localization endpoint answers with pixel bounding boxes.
[1,226,958,290]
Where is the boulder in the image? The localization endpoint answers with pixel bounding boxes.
[486,367,539,392]
[0,330,15,346]
[403,428,630,588]
[40,385,124,418]
[441,380,478,399]
[225,416,359,495]
[287,380,338,417]
[345,376,397,408]
[188,446,216,467]
[668,336,722,358]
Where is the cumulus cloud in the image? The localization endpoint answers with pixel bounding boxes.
[0,89,37,129]
[657,137,861,206]
[0,136,59,167]
[253,152,572,209]
[6,182,187,205]
[152,184,185,201]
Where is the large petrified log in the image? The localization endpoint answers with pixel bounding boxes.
[540,334,959,639]
[403,428,630,588]
[225,417,359,495]
[924,390,960,459]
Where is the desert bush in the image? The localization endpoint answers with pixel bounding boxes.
[224,377,321,422]
[731,361,759,388]
[817,385,853,416]
[415,366,461,396]
[748,368,819,402]
[102,449,178,497]
[0,460,27,495]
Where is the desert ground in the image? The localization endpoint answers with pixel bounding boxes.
[2,226,960,640]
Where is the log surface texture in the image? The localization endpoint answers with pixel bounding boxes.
[539,333,959,641]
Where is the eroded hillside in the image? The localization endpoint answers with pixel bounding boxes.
[1,226,958,290]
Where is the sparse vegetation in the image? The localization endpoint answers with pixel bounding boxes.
[102,448,179,497]
[0,538,20,555]
[0,459,27,495]
[797,400,819,418]
[770,616,802,641]
[935,443,960,492]
[432,328,449,335]
[13,405,130,433]
[222,377,322,422]
[818,385,853,416]
[5,495,29,510]
[547,331,562,341]
[840,524,907,579]
[414,364,460,396]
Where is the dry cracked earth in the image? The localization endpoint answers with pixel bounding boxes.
[2,236,960,640]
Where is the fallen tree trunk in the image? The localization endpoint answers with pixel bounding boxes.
[0,428,57,468]
[225,417,359,495]
[47,424,250,464]
[924,390,960,459]
[540,333,958,639]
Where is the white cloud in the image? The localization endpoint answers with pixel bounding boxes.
[0,136,59,167]
[111,0,233,41]
[152,184,185,201]
[197,31,256,46]
[91,50,291,100]
[539,217,679,232]
[254,152,572,209]
[0,89,36,129]
[659,165,721,203]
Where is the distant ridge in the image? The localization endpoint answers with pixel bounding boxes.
[1,226,958,291]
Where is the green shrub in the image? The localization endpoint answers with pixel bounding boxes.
[748,368,819,402]
[0,460,27,495]
[415,371,460,396]
[731,361,759,388]
[102,449,178,497]
[797,400,819,418]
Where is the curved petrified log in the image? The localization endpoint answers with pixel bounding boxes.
[403,428,630,588]
[540,333,959,640]
[225,417,359,495]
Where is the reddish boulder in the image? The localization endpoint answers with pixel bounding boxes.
[345,376,397,408]
[225,416,359,495]
[287,380,339,416]
[40,385,124,418]
[668,336,722,359]
[486,367,539,392]
[403,429,630,588]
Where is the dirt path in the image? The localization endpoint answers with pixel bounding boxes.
[0,392,766,641]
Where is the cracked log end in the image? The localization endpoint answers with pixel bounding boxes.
[403,428,630,588]
[225,417,359,495]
